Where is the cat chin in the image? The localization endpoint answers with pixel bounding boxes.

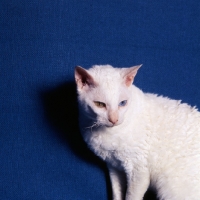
[105,124,115,128]
[105,122,122,128]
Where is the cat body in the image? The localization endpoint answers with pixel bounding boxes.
[75,65,200,200]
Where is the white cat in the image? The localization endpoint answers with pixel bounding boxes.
[75,64,200,200]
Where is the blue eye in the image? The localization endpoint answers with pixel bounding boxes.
[119,100,127,107]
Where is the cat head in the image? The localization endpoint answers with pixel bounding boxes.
[75,65,141,127]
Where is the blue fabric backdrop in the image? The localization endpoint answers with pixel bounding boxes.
[0,0,199,199]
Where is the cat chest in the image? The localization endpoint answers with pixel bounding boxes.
[94,143,129,170]
[86,132,143,169]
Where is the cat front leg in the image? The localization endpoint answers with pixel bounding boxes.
[107,164,126,200]
[125,165,150,200]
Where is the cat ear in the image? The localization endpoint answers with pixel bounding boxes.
[123,64,142,87]
[75,66,96,90]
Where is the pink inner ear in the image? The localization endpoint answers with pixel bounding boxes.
[125,75,134,87]
[75,66,96,89]
[124,65,142,87]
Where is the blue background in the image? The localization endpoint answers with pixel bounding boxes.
[0,1,199,199]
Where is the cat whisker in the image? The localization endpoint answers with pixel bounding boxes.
[95,122,102,128]
[85,122,99,129]
[85,122,102,133]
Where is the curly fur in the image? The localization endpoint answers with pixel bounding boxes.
[75,64,200,200]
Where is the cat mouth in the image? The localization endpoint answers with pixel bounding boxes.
[106,122,121,127]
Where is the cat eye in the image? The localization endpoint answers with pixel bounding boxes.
[119,100,127,107]
[94,101,106,108]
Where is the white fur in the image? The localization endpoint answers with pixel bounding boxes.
[75,65,200,200]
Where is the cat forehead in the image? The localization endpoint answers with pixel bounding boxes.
[90,79,129,102]
[88,65,122,82]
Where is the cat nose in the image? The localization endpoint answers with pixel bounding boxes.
[108,112,118,125]
[108,118,118,125]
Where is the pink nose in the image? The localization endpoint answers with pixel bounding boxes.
[108,115,118,125]
[108,110,119,125]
